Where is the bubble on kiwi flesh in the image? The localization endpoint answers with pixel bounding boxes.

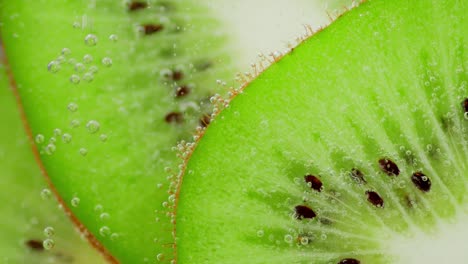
[176,0,468,263]
[0,0,237,262]
[0,62,106,263]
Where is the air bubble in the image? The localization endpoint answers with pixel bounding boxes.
[284,234,293,244]
[99,134,108,142]
[78,148,88,156]
[84,34,98,46]
[74,63,86,73]
[45,144,56,155]
[53,129,62,136]
[156,254,165,261]
[40,189,52,200]
[99,226,111,237]
[71,197,80,207]
[61,48,71,56]
[89,66,99,73]
[100,212,110,220]
[56,55,66,63]
[72,21,81,28]
[67,103,78,112]
[464,112,468,120]
[159,68,172,79]
[70,119,80,128]
[83,54,93,64]
[35,134,45,144]
[83,72,94,82]
[300,237,309,245]
[47,61,61,73]
[109,34,118,42]
[43,227,55,237]
[49,137,56,144]
[110,233,119,241]
[62,133,72,143]
[69,74,80,84]
[320,233,327,240]
[256,230,264,237]
[101,57,112,67]
[42,239,55,250]
[86,120,100,134]
[94,204,103,212]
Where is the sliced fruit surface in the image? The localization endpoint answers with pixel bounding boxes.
[0,0,237,262]
[0,60,106,263]
[176,0,468,263]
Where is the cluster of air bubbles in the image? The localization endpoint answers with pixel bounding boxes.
[46,35,114,84]
[71,197,80,207]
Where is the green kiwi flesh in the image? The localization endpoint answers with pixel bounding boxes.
[0,62,106,263]
[176,0,468,263]
[0,0,236,262]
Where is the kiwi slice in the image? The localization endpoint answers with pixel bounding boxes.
[0,61,105,263]
[176,0,468,263]
[0,0,236,262]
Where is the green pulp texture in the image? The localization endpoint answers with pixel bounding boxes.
[177,0,468,263]
[0,62,105,263]
[0,0,235,262]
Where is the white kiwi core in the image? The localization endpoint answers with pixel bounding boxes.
[390,208,468,264]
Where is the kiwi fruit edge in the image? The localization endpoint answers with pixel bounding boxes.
[176,0,468,263]
[0,58,106,263]
[0,0,238,262]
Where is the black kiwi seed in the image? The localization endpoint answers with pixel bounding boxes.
[171,70,184,81]
[142,24,164,35]
[411,171,431,192]
[164,112,184,124]
[350,168,367,184]
[176,86,190,98]
[199,114,211,127]
[25,239,44,251]
[366,191,384,207]
[462,98,468,114]
[294,205,316,220]
[128,1,147,11]
[337,258,360,264]
[378,158,400,176]
[304,174,323,192]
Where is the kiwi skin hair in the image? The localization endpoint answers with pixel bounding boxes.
[175,0,468,263]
